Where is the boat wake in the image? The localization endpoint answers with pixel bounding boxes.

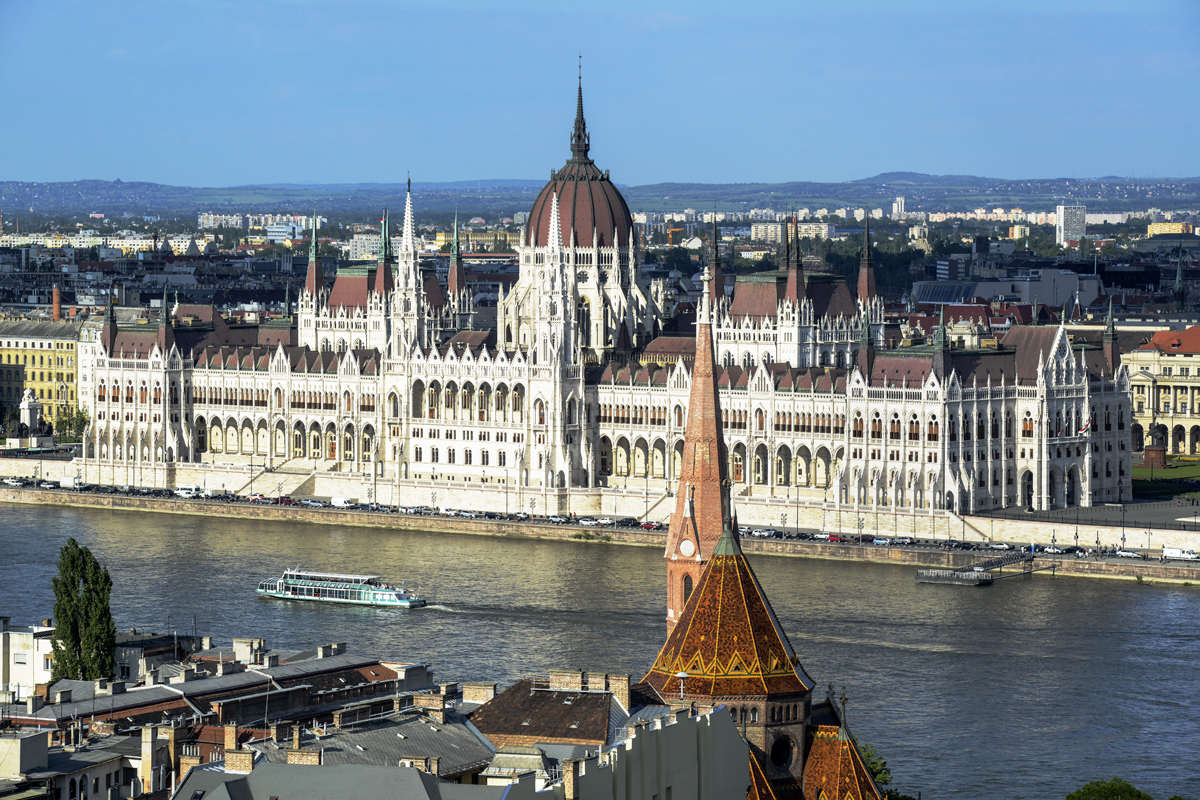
[424,604,465,614]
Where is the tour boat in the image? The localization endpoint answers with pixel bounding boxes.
[256,569,427,608]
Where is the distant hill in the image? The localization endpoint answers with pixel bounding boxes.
[1,174,1197,218]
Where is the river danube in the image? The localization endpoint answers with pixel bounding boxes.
[2,503,1197,799]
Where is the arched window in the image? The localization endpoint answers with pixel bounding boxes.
[414,446,422,462]
[909,415,920,441]
[683,574,693,603]
[927,417,939,442]
[871,415,882,440]
[852,413,863,439]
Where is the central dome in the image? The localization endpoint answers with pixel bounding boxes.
[525,81,634,249]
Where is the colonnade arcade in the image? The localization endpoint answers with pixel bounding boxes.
[192,415,377,464]
[596,435,840,491]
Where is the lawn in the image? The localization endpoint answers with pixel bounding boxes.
[1132,458,1200,500]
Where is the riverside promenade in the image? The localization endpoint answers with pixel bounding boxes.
[5,487,1199,586]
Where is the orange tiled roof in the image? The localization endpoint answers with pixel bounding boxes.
[802,726,883,800]
[642,529,813,698]
[748,752,783,800]
[1138,325,1200,354]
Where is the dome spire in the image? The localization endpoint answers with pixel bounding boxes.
[570,58,590,162]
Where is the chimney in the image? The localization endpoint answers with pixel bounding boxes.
[139,726,158,794]
[293,725,301,750]
[316,645,331,659]
[26,695,43,713]
[224,723,239,754]
[606,674,630,710]
[201,636,213,650]
[429,756,440,777]
[548,670,584,692]
[264,654,279,668]
[0,616,9,632]
[224,749,255,774]
[562,759,581,800]
[52,285,61,321]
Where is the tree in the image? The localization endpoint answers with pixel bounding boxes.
[859,741,891,786]
[1064,777,1155,800]
[50,538,116,681]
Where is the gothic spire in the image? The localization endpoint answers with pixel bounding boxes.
[1103,295,1120,373]
[449,209,467,299]
[569,65,590,163]
[305,213,325,298]
[857,209,876,300]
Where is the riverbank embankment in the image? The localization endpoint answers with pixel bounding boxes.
[5,488,1198,586]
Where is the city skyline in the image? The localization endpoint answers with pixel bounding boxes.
[1,0,1198,186]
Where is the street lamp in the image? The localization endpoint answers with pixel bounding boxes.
[675,671,689,701]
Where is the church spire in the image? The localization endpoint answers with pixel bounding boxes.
[569,61,591,163]
[857,209,876,301]
[661,214,732,631]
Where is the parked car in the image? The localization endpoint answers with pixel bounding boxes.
[642,521,663,531]
[275,497,298,506]
[616,517,639,528]
[458,510,478,519]
[3,477,22,487]
[39,481,59,489]
[872,537,890,545]
[300,499,324,508]
[597,517,615,526]
[578,517,599,526]
[989,542,1013,550]
[1115,549,1142,558]
[1043,545,1065,554]
[547,515,568,524]
[827,535,845,543]
[891,537,915,546]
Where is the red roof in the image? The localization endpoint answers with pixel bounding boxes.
[1139,326,1200,354]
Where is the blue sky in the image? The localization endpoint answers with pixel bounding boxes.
[1,0,1197,186]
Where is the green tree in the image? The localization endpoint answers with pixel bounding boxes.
[1064,777,1155,800]
[50,538,116,681]
[858,742,891,786]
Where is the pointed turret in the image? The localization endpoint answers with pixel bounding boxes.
[304,211,325,297]
[449,209,467,299]
[1103,295,1120,373]
[645,522,812,697]
[401,177,416,262]
[932,305,949,379]
[857,211,876,301]
[856,308,874,378]
[374,208,395,296]
[707,216,724,310]
[101,289,119,355]
[662,231,732,631]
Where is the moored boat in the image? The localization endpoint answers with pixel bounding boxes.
[256,569,427,608]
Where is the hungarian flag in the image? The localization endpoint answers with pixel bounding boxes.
[1078,418,1092,435]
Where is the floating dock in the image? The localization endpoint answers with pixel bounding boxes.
[916,568,994,586]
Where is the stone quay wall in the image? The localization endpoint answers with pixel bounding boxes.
[3,486,1199,585]
[3,455,1200,557]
